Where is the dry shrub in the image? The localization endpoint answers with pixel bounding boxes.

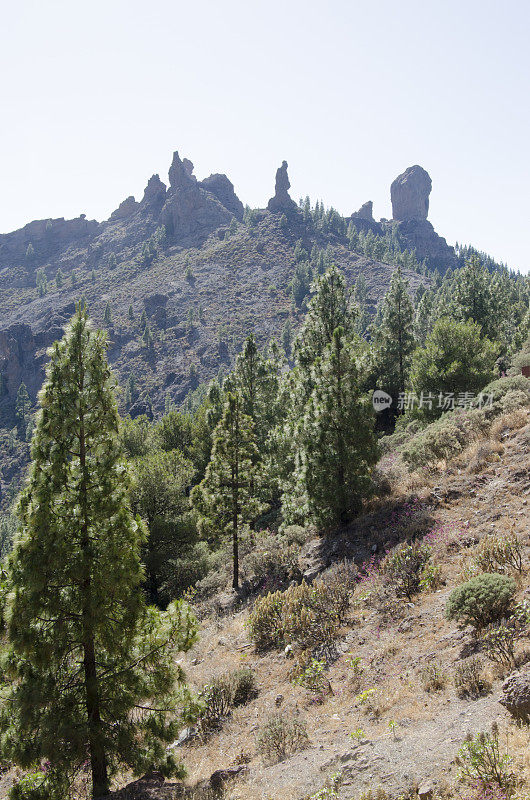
[474,530,524,575]
[381,540,432,599]
[491,408,528,440]
[420,660,448,692]
[453,656,492,699]
[465,440,504,473]
[256,714,309,764]
[246,577,351,654]
[196,667,257,737]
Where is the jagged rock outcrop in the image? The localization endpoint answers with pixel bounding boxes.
[351,201,373,222]
[386,165,456,271]
[391,165,431,221]
[267,160,298,213]
[200,174,244,220]
[110,195,139,221]
[160,152,233,240]
[140,174,167,210]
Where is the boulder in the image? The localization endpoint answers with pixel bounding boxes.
[210,765,247,790]
[200,173,244,220]
[391,165,432,221]
[267,160,298,213]
[499,670,530,720]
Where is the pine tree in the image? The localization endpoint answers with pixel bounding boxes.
[295,265,356,385]
[281,318,293,358]
[372,266,415,400]
[352,274,371,337]
[36,268,47,297]
[283,327,378,529]
[234,334,282,453]
[191,392,262,589]
[128,304,134,321]
[15,382,31,440]
[103,301,112,325]
[55,268,64,288]
[452,255,492,334]
[1,307,198,798]
[25,243,35,263]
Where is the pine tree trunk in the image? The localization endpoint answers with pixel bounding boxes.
[79,360,109,799]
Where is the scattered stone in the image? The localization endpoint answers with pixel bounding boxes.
[418,781,434,800]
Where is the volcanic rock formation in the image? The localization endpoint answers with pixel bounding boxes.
[391,165,432,221]
[267,160,298,213]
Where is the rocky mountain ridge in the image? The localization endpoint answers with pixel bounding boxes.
[0,154,453,433]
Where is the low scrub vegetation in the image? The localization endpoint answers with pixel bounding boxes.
[445,573,516,630]
[256,714,309,764]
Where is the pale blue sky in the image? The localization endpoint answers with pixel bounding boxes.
[2,0,529,271]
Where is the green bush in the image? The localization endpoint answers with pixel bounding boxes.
[445,573,516,630]
[455,726,515,792]
[230,667,258,706]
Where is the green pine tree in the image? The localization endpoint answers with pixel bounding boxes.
[191,392,263,589]
[128,304,134,321]
[55,268,64,289]
[15,382,31,440]
[372,266,415,400]
[103,301,112,325]
[1,307,198,799]
[282,326,378,529]
[281,317,293,358]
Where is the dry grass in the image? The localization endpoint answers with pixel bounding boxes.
[168,424,530,800]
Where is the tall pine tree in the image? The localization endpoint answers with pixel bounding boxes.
[2,307,197,799]
[372,266,415,401]
[283,326,378,529]
[191,392,263,589]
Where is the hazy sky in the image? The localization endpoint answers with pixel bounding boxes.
[2,0,529,272]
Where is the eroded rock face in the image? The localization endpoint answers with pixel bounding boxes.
[391,165,432,221]
[351,201,374,221]
[267,160,297,212]
[200,173,244,220]
[500,670,530,720]
[110,195,139,221]
[140,174,167,209]
[160,151,233,240]
[0,215,99,271]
